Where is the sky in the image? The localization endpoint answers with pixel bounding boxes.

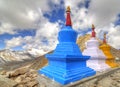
[0,0,120,53]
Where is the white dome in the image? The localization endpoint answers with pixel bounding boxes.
[83,37,110,71]
[86,37,99,49]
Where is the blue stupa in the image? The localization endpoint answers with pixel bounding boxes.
[38,6,96,85]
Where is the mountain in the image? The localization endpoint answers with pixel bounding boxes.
[0,49,36,65]
[0,34,119,69]
[27,48,47,57]
[29,34,120,70]
[28,51,53,70]
[111,47,120,58]
[0,35,120,87]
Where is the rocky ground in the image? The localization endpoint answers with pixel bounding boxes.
[37,67,120,87]
[74,68,120,87]
[0,53,48,87]
[0,65,39,87]
[0,60,120,87]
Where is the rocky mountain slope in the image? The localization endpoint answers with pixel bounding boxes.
[0,65,39,87]
[0,34,119,69]
[0,34,120,87]
[28,34,120,70]
[0,49,42,65]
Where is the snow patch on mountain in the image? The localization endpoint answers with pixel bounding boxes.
[0,49,46,65]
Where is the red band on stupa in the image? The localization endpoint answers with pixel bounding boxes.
[91,24,96,37]
[103,33,107,43]
[103,39,106,43]
[66,6,72,26]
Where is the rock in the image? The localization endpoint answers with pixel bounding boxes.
[112,77,119,80]
[9,66,29,77]
[117,80,120,82]
[15,76,22,83]
[0,70,7,75]
[34,84,40,87]
[39,84,46,87]
[25,69,38,78]
[8,68,39,87]
[110,74,114,77]
[89,84,97,87]
[21,77,31,84]
[26,80,38,87]
[19,74,26,80]
[0,75,18,87]
[16,84,24,87]
[111,81,118,86]
[116,84,120,87]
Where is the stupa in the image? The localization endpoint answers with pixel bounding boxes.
[99,33,118,68]
[82,25,110,71]
[38,6,95,85]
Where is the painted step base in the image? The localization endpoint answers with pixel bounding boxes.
[83,47,110,71]
[87,62,110,72]
[38,66,96,85]
[87,60,110,72]
[106,60,118,68]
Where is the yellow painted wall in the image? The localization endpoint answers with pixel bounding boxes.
[99,44,118,68]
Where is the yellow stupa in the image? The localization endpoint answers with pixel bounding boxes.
[99,33,118,68]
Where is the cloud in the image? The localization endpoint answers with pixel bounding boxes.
[0,0,61,34]
[107,25,120,49]
[0,22,16,34]
[5,22,60,52]
[2,0,61,53]
[23,21,60,51]
[5,36,24,48]
[88,0,120,27]
[2,0,120,53]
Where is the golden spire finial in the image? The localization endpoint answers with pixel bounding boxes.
[66,6,70,12]
[92,24,95,29]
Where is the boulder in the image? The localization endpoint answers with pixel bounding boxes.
[0,75,17,87]
[9,66,29,77]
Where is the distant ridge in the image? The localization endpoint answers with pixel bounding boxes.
[29,34,120,70]
[0,34,119,70]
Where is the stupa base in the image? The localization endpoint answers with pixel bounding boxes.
[106,60,118,68]
[87,62,110,72]
[87,60,110,71]
[38,66,95,85]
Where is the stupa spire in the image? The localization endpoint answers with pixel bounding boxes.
[91,24,96,37]
[103,33,107,43]
[66,6,72,26]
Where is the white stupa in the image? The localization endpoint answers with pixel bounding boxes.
[82,24,110,72]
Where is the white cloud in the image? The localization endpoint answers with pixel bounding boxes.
[0,22,16,34]
[107,25,120,49]
[5,22,60,53]
[0,0,61,34]
[5,36,24,48]
[23,21,60,51]
[27,48,47,57]
[88,0,120,27]
[1,0,61,54]
[2,0,120,54]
